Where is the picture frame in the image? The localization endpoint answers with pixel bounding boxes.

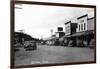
[11,0,96,69]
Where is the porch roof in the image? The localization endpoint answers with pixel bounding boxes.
[72,30,94,37]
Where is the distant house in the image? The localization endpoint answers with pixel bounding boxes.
[45,35,58,45]
[55,32,65,38]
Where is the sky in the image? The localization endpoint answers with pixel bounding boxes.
[15,4,94,39]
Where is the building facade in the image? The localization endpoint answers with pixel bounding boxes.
[87,17,94,31]
[45,14,95,47]
[59,21,77,46]
[76,14,94,32]
[65,21,77,36]
[72,14,95,47]
[60,14,95,47]
[55,27,65,38]
[77,14,88,32]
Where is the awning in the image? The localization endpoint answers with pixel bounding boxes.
[59,35,71,41]
[63,35,71,38]
[72,30,94,37]
[45,36,58,40]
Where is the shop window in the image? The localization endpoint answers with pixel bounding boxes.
[81,24,83,31]
[79,24,80,31]
[84,23,86,30]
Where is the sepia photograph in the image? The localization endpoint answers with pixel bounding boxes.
[11,0,96,68]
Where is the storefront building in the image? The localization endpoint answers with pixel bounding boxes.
[72,14,94,47]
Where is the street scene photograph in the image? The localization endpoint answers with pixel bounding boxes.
[14,3,95,66]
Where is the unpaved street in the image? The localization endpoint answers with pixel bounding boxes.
[15,45,94,66]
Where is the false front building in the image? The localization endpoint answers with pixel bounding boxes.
[65,21,77,37]
[60,14,95,47]
[72,14,95,47]
[59,21,77,46]
[55,27,65,38]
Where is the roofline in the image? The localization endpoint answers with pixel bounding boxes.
[88,17,94,20]
[65,21,71,24]
[55,31,65,33]
[77,14,88,19]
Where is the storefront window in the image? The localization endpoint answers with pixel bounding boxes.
[84,23,86,30]
[79,24,80,31]
[81,24,83,31]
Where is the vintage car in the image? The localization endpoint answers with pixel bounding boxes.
[24,41,37,51]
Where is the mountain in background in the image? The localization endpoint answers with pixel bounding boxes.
[15,32,39,42]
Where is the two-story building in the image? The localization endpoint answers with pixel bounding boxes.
[65,21,77,36]
[46,27,65,46]
[72,14,94,47]
[55,27,65,38]
[59,21,77,46]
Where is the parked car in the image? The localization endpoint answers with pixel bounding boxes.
[24,41,37,51]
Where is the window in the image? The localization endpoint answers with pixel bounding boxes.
[81,24,83,31]
[84,23,86,30]
[79,24,80,31]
